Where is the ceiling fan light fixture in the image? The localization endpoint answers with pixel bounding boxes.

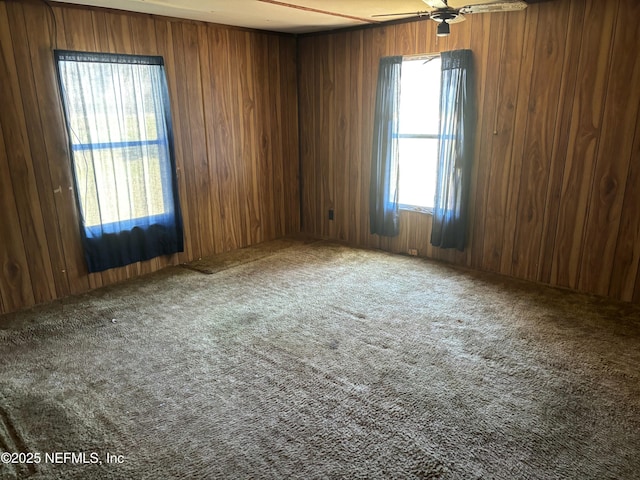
[437,20,450,36]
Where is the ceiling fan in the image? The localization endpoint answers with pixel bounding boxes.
[373,0,528,37]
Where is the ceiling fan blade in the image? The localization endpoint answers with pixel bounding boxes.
[371,11,431,18]
[423,0,449,8]
[460,1,527,14]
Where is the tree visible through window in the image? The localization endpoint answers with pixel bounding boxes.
[397,55,441,211]
[55,50,183,273]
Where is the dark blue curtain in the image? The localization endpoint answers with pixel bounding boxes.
[370,56,402,237]
[431,49,475,251]
[55,50,183,273]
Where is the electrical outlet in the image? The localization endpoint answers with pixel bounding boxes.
[328,209,334,220]
[408,248,418,256]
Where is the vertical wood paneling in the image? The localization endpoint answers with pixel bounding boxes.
[551,0,617,290]
[197,23,224,255]
[171,22,203,260]
[255,33,276,242]
[348,30,364,245]
[498,9,544,275]
[445,12,471,52]
[245,33,263,244]
[23,2,90,297]
[298,0,640,303]
[509,2,568,281]
[613,105,640,302]
[298,35,316,235]
[225,31,246,246]
[105,11,133,53]
[413,19,429,55]
[394,22,417,56]
[207,27,242,251]
[130,13,158,55]
[480,11,526,273]
[182,22,215,256]
[267,35,285,238]
[537,0,586,285]
[333,31,349,241]
[319,34,335,239]
[61,5,96,50]
[0,2,56,305]
[280,36,299,235]
[233,31,261,245]
[0,113,35,312]
[578,0,640,296]
[469,13,506,269]
[8,2,70,299]
[465,13,492,268]
[0,3,299,316]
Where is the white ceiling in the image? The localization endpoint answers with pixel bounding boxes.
[54,0,513,34]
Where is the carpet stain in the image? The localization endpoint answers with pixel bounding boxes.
[327,339,339,350]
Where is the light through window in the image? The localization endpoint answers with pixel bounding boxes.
[56,51,177,234]
[398,56,441,211]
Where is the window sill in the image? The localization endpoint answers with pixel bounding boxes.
[399,205,433,215]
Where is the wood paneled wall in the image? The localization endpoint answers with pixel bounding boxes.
[2,0,639,314]
[298,0,640,302]
[0,0,299,315]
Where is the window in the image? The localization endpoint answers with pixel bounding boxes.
[370,50,473,245]
[397,55,441,211]
[55,50,183,273]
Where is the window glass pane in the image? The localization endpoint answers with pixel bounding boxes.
[398,137,438,209]
[397,56,441,210]
[62,63,159,145]
[399,57,441,135]
[78,145,167,227]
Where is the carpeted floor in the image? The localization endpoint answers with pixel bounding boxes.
[1,239,639,479]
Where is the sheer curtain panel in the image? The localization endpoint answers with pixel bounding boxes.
[55,51,183,273]
[430,49,475,251]
[369,56,403,237]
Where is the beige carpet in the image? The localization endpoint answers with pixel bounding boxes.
[181,237,310,274]
[1,239,639,479]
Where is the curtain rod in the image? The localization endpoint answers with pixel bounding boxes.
[402,53,440,61]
